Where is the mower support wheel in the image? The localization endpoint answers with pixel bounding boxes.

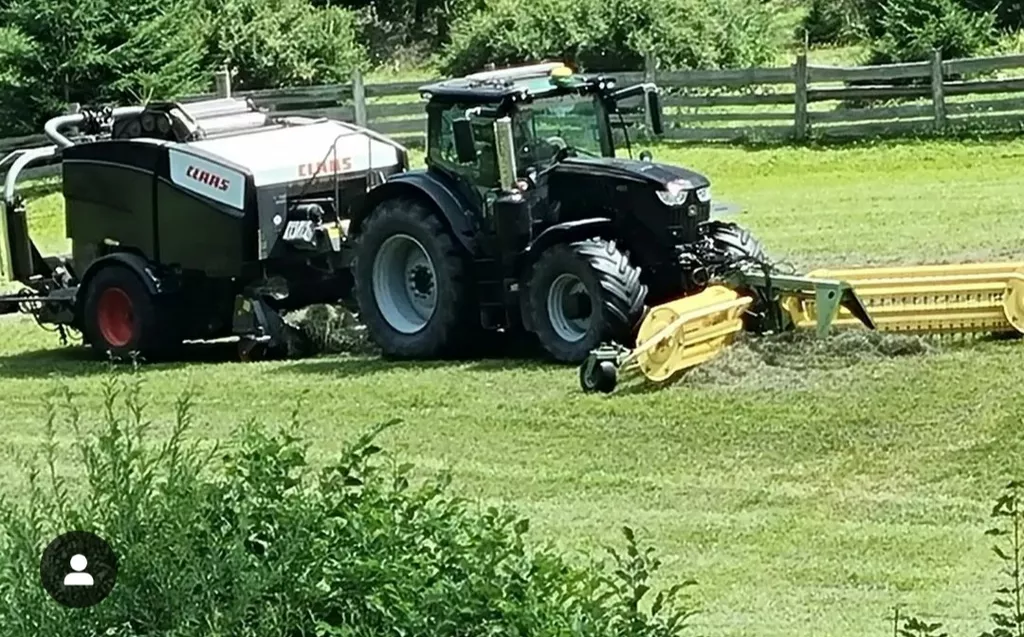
[580,358,618,394]
[525,238,646,363]
[81,264,179,361]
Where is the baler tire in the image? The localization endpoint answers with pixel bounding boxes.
[525,239,646,363]
[352,197,475,359]
[708,221,768,266]
[81,265,179,362]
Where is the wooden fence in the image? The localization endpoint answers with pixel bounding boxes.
[2,49,1024,164]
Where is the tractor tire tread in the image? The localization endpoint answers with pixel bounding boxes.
[526,237,646,363]
[352,196,475,359]
[708,221,768,264]
[571,239,646,328]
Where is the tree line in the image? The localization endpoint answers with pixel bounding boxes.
[0,0,1020,139]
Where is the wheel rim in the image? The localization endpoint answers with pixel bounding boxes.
[547,273,592,343]
[371,234,438,334]
[96,287,134,347]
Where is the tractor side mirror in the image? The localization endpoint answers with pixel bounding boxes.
[645,90,663,136]
[452,118,477,163]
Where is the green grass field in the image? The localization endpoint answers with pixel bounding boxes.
[3,137,1024,637]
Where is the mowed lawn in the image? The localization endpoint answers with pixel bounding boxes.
[3,137,1024,637]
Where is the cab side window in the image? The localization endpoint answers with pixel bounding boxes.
[428,103,499,189]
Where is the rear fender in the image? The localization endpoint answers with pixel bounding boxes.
[351,171,479,256]
[75,251,164,319]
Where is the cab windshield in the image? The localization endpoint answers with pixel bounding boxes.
[511,93,604,169]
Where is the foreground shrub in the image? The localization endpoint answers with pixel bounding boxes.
[0,375,698,637]
[440,0,783,75]
[863,0,997,64]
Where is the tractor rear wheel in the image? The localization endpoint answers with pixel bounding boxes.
[525,239,646,363]
[81,265,179,361]
[352,197,474,358]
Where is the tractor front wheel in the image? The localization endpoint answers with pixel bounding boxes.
[81,265,179,361]
[352,197,475,358]
[525,239,646,363]
[708,221,768,266]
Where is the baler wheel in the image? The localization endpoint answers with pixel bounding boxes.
[82,265,179,361]
[96,287,134,347]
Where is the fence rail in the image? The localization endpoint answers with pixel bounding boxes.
[3,50,1024,165]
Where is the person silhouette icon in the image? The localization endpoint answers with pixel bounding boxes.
[63,554,94,587]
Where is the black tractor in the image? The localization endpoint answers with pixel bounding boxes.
[350,62,767,362]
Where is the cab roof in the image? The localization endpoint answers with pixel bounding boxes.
[419,62,618,106]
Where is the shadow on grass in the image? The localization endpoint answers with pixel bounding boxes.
[278,332,560,378]
[276,354,556,379]
[0,330,562,380]
[0,341,243,379]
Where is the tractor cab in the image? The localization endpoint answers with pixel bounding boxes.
[418,62,663,194]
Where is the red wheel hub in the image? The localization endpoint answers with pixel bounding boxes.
[96,287,135,347]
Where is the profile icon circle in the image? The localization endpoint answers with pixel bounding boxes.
[40,530,117,608]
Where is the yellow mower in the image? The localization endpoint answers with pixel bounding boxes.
[579,261,1024,393]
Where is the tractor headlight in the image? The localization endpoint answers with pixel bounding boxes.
[656,179,694,207]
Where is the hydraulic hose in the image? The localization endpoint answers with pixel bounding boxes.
[43,106,146,148]
[43,114,85,149]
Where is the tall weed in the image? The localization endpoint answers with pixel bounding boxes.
[0,373,698,637]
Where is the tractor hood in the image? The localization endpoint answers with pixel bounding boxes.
[550,157,710,190]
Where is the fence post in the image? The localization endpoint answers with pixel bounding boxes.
[794,53,808,141]
[65,102,81,138]
[930,49,947,133]
[643,50,657,135]
[351,69,367,127]
[643,50,657,84]
[214,65,232,98]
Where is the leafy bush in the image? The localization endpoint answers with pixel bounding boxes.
[863,0,998,64]
[961,0,1024,31]
[440,0,784,76]
[0,0,367,137]
[200,0,367,90]
[0,375,699,637]
[800,0,866,45]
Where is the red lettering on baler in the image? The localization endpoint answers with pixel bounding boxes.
[298,157,353,178]
[185,165,231,191]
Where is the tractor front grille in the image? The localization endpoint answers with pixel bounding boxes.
[665,200,709,239]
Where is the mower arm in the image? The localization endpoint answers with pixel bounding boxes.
[730,269,876,336]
